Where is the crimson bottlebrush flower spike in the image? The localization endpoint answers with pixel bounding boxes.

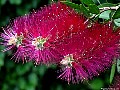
[0,2,86,64]
[2,1,120,84]
[0,16,29,63]
[53,22,120,84]
[24,2,86,65]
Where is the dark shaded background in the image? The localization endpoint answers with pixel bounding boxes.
[0,0,120,90]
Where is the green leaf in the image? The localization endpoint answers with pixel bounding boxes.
[0,52,5,68]
[2,84,9,90]
[99,10,111,19]
[18,78,26,89]
[26,85,35,90]
[110,59,116,84]
[113,7,120,19]
[56,85,63,90]
[16,64,31,75]
[114,18,120,27]
[38,65,47,76]
[31,0,39,8]
[28,73,38,86]
[66,0,71,1]
[80,4,90,17]
[80,0,94,5]
[98,3,116,8]
[90,78,104,90]
[9,0,22,5]
[117,59,120,73]
[110,10,116,20]
[61,1,80,10]
[0,0,7,5]
[16,7,29,15]
[88,4,100,14]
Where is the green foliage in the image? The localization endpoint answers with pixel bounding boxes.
[0,46,5,69]
[98,3,116,8]
[89,78,104,90]
[15,63,32,76]
[0,52,5,68]
[9,0,22,5]
[88,4,100,14]
[28,73,38,86]
[62,0,120,27]
[0,0,7,5]
[110,59,116,84]
[80,0,94,5]
[99,10,111,19]
[114,18,120,27]
[113,7,120,19]
[117,59,120,73]
[61,1,80,10]
[80,4,90,17]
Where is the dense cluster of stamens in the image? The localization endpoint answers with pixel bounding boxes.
[1,2,120,84]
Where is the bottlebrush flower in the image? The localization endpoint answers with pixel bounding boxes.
[53,22,120,84]
[21,2,86,64]
[0,15,32,63]
[0,2,86,64]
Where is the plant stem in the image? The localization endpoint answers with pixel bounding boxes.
[99,5,120,12]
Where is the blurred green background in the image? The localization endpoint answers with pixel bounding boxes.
[0,0,120,90]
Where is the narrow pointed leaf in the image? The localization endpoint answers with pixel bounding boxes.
[80,4,90,17]
[117,59,120,73]
[60,1,80,10]
[110,59,116,84]
[80,0,94,5]
[114,18,120,27]
[98,3,116,8]
[88,4,100,14]
[113,7,120,19]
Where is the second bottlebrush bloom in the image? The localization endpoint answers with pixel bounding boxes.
[54,22,120,84]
